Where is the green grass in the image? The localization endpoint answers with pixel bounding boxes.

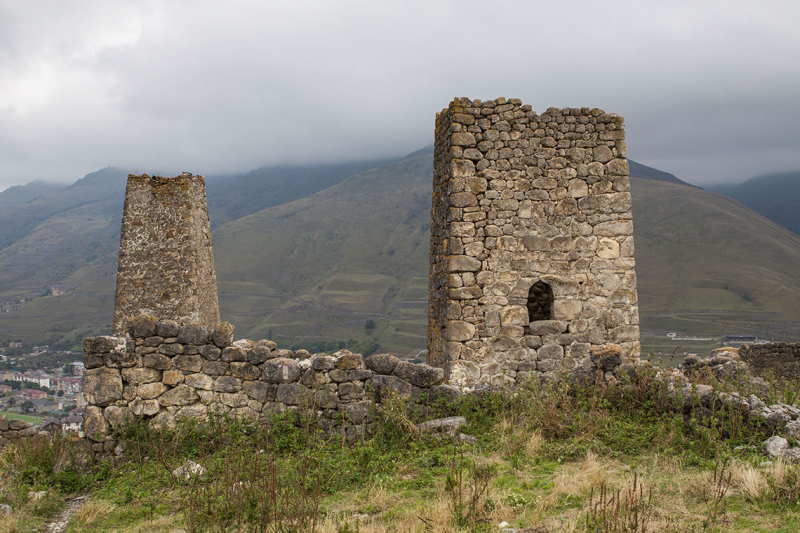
[2,412,45,424]
[3,370,800,532]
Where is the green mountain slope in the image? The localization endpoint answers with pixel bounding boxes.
[212,153,432,355]
[707,171,800,235]
[630,178,800,345]
[1,154,799,356]
[0,168,129,300]
[206,159,398,228]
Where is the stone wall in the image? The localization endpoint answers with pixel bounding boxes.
[429,97,640,388]
[113,173,219,335]
[0,417,39,447]
[739,343,800,380]
[81,317,454,454]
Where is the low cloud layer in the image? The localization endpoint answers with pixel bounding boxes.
[1,0,799,189]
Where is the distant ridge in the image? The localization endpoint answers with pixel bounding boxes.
[0,180,66,213]
[628,160,702,189]
[707,171,800,235]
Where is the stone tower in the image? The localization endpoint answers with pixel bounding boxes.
[112,173,220,335]
[428,98,640,388]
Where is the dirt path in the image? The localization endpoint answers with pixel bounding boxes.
[41,495,90,533]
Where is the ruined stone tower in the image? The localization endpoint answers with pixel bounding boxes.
[428,98,640,388]
[112,173,220,335]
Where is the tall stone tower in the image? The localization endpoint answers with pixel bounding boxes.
[428,98,640,388]
[112,173,220,335]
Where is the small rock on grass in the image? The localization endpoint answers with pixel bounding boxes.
[172,460,207,481]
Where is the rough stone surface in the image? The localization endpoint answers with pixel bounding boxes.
[740,343,800,380]
[82,367,123,407]
[112,174,220,335]
[763,436,789,459]
[211,322,235,348]
[428,98,640,387]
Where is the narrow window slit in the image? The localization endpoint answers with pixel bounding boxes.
[527,280,553,323]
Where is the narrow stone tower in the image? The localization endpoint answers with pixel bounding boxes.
[112,173,220,335]
[428,98,640,388]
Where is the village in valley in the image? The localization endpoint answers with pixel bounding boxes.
[0,341,84,434]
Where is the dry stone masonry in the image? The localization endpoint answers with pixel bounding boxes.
[429,98,640,388]
[0,416,40,447]
[113,173,220,335]
[739,342,800,381]
[81,318,452,454]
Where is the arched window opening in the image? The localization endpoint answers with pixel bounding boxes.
[527,280,553,322]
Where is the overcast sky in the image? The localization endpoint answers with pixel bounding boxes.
[1,0,799,190]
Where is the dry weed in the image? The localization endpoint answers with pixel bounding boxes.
[317,487,456,533]
[73,498,116,525]
[526,431,544,457]
[543,451,617,509]
[730,461,766,500]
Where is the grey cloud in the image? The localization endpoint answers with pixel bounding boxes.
[1,0,799,190]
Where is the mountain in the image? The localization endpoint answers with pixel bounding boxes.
[206,158,399,228]
[212,152,433,354]
[628,160,701,189]
[0,180,66,213]
[1,154,799,356]
[707,171,800,235]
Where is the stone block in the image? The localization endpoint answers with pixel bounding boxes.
[184,373,215,391]
[200,345,222,361]
[156,320,180,338]
[138,382,168,399]
[338,382,365,401]
[83,406,108,441]
[83,367,123,406]
[178,322,211,346]
[143,353,173,370]
[83,336,126,354]
[553,300,583,321]
[174,354,203,373]
[242,381,271,403]
[501,306,528,327]
[211,322,235,348]
[446,321,475,342]
[393,362,444,388]
[364,353,400,375]
[158,385,199,407]
[334,351,365,370]
[221,346,247,362]
[276,384,308,406]
[230,362,260,381]
[130,398,160,416]
[262,358,303,383]
[371,374,413,402]
[214,376,242,393]
[159,343,184,357]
